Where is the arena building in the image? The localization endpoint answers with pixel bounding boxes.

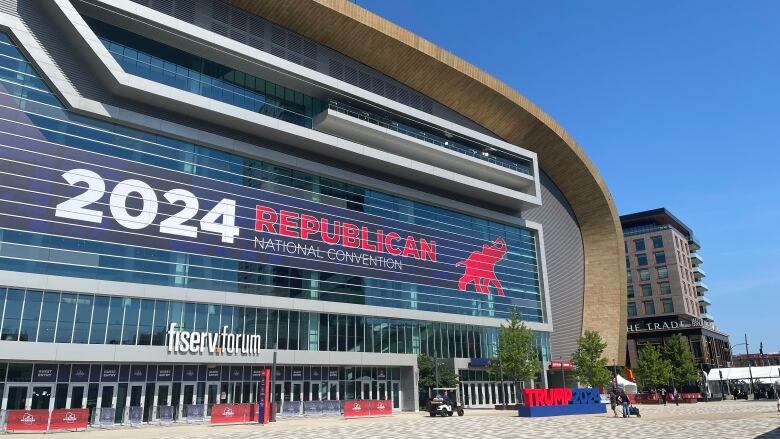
[0,0,625,422]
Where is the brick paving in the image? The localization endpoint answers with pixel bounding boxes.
[38,400,780,439]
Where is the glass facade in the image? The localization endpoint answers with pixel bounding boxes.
[0,286,550,360]
[87,18,533,176]
[0,33,545,323]
[88,18,325,128]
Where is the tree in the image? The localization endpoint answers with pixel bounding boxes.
[490,309,539,393]
[417,355,457,391]
[663,334,699,385]
[570,330,612,388]
[635,345,671,390]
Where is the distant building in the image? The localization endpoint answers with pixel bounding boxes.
[732,352,780,367]
[621,209,731,371]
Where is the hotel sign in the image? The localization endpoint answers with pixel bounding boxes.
[628,317,715,333]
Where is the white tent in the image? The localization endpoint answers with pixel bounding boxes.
[707,366,780,383]
[616,374,638,394]
[706,367,780,397]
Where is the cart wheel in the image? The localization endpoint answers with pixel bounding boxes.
[457,409,464,416]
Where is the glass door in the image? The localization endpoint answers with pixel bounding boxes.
[98,384,117,410]
[31,386,53,410]
[183,384,195,409]
[4,384,30,410]
[232,382,242,403]
[129,384,144,422]
[68,384,86,409]
[392,382,400,410]
[154,383,170,420]
[97,383,117,426]
[206,384,218,416]
[115,384,127,424]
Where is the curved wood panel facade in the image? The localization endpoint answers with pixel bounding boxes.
[226,0,626,362]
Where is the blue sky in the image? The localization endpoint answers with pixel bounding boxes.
[358,0,780,354]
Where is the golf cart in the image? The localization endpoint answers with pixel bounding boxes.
[427,387,464,417]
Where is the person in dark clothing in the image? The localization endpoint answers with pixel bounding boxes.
[609,390,618,417]
[661,388,667,406]
[619,390,631,418]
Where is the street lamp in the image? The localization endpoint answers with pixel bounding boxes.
[559,356,566,388]
[730,335,755,397]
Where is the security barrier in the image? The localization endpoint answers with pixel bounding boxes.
[5,409,50,432]
[49,408,90,431]
[210,403,254,424]
[343,400,393,417]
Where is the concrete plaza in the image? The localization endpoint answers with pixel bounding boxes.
[33,400,780,439]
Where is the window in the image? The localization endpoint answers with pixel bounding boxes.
[627,271,633,283]
[654,251,666,264]
[637,254,648,266]
[660,282,671,295]
[1,289,23,341]
[19,290,42,342]
[625,256,630,268]
[657,266,668,279]
[652,236,664,249]
[641,284,652,297]
[639,269,650,281]
[662,298,674,313]
[634,239,646,252]
[627,286,634,298]
[643,301,655,315]
[627,303,637,317]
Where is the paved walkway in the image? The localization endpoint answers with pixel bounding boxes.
[26,400,780,439]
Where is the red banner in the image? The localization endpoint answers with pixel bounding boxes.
[5,409,50,432]
[49,408,89,430]
[343,400,368,417]
[211,403,248,424]
[369,400,392,416]
[550,361,574,370]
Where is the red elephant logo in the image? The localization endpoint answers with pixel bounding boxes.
[456,237,507,296]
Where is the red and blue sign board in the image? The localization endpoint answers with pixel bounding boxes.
[518,388,606,417]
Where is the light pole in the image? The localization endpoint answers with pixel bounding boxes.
[497,337,506,409]
[270,342,278,421]
[744,334,755,396]
[559,356,566,387]
[729,338,755,397]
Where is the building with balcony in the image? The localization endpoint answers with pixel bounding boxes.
[621,208,730,373]
[0,0,625,422]
[732,352,780,367]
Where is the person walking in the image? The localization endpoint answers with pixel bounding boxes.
[619,389,631,418]
[609,389,618,417]
[673,388,680,406]
[661,387,667,406]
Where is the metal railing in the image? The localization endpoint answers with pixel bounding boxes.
[326,101,533,175]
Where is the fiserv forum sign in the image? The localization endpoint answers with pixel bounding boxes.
[0,111,523,297]
[167,323,261,355]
